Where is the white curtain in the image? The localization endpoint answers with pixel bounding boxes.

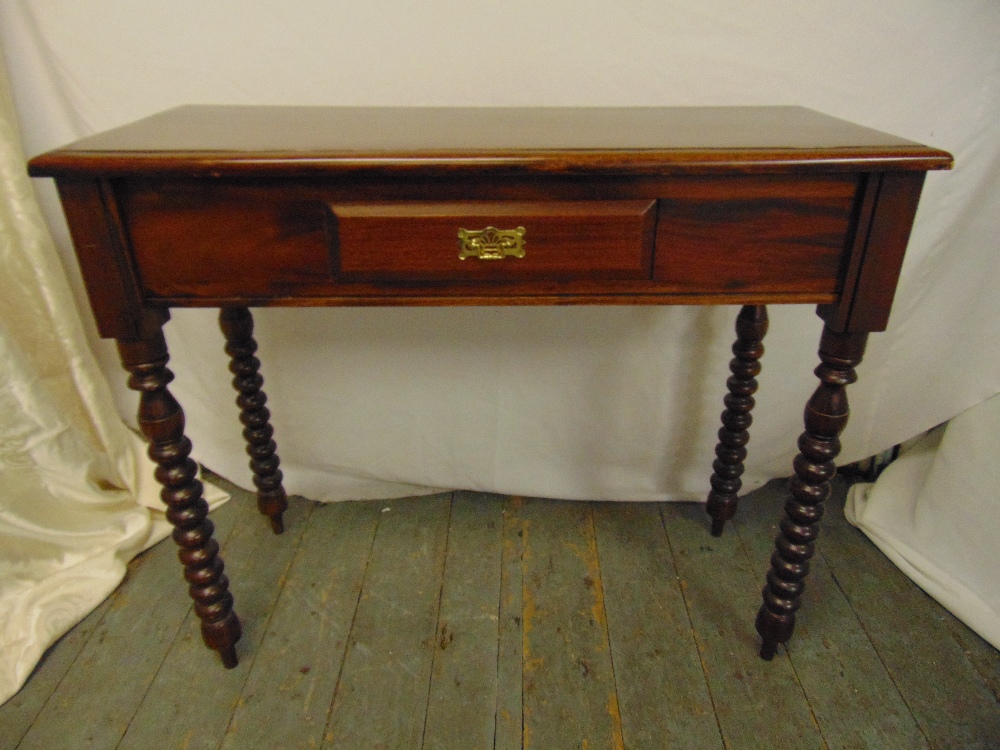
[1,0,998,701]
[4,1,997,506]
[847,392,1000,650]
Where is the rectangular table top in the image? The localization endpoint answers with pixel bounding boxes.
[28,105,952,178]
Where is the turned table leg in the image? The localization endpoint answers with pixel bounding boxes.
[118,326,242,668]
[219,307,288,535]
[706,305,769,536]
[756,325,867,660]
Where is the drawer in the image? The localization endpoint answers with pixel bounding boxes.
[653,175,860,294]
[116,176,857,302]
[326,201,657,282]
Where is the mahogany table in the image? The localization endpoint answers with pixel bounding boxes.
[29,106,951,668]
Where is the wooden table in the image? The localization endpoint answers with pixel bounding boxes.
[29,106,951,668]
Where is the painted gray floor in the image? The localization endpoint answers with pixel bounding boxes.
[2,475,998,749]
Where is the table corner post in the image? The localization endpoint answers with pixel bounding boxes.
[116,310,242,669]
[755,322,867,660]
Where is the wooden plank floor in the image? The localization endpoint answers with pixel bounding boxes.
[3,474,998,749]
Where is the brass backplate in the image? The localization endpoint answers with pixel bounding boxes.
[457,226,526,260]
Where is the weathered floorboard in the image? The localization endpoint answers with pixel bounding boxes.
[593,501,723,749]
[320,493,452,750]
[0,592,113,750]
[734,478,929,749]
[422,492,504,750]
[116,495,314,750]
[219,497,382,750]
[8,477,1000,750]
[519,499,624,750]
[661,500,825,749]
[943,613,1000,706]
[494,497,526,750]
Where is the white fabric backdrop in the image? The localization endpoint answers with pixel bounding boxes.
[847,392,1000,650]
[1,0,998,696]
[4,1,998,504]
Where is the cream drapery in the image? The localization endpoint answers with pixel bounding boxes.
[847,392,1000,650]
[0,48,225,706]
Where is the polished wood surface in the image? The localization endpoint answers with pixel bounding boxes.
[28,106,951,668]
[219,307,287,534]
[28,105,951,176]
[756,326,868,659]
[117,322,242,668]
[31,107,951,340]
[109,175,856,308]
[328,200,656,282]
[653,175,856,294]
[707,304,768,536]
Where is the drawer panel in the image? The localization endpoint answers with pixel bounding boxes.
[654,175,860,294]
[119,182,332,299]
[327,201,656,282]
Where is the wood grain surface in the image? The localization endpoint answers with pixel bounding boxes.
[29,106,952,178]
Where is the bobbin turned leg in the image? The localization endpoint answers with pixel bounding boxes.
[118,323,242,668]
[219,307,288,535]
[706,305,769,536]
[756,326,867,660]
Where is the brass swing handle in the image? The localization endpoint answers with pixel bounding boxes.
[458,226,526,260]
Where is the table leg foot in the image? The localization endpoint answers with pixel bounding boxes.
[218,643,240,669]
[710,517,726,537]
[755,325,867,659]
[118,326,242,667]
[755,603,792,661]
[220,306,288,535]
[706,305,768,535]
[202,608,242,669]
[758,638,778,662]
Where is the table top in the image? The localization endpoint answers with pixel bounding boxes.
[28,105,952,178]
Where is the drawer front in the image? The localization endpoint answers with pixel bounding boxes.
[327,201,656,282]
[115,177,858,303]
[654,175,860,294]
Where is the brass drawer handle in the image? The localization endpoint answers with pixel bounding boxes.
[457,226,526,260]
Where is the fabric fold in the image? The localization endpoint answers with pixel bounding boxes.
[847,392,1000,650]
